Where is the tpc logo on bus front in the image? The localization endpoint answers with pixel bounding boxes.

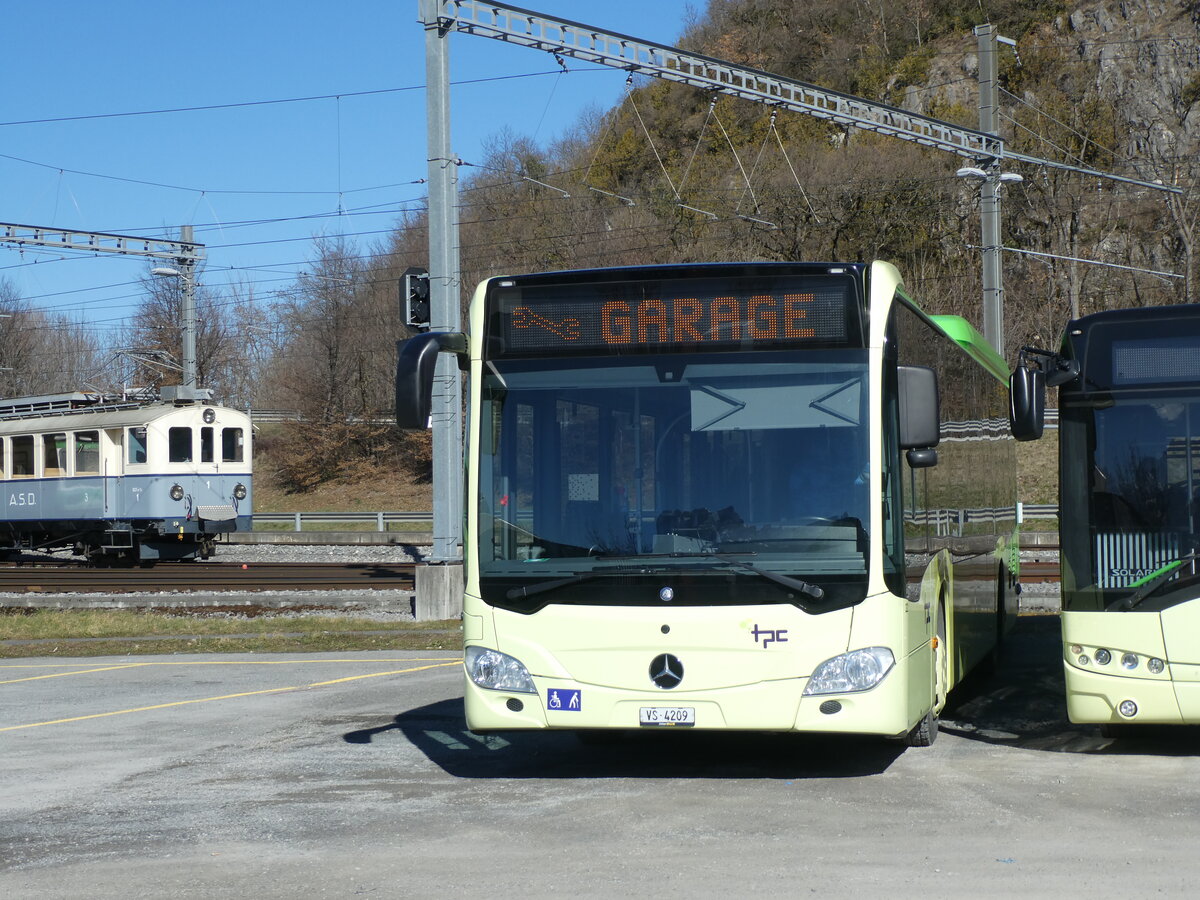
[546,688,581,711]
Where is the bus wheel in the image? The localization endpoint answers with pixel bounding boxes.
[905,708,939,747]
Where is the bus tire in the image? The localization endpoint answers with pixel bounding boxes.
[905,708,939,747]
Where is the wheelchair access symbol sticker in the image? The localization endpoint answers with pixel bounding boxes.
[546,688,582,711]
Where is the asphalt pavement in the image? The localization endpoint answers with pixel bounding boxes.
[4,617,1200,898]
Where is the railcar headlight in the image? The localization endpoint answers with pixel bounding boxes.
[1118,699,1138,718]
[1121,653,1139,670]
[464,646,536,693]
[1148,658,1165,674]
[233,483,248,500]
[803,647,895,695]
[1094,648,1111,665]
[202,408,216,424]
[169,483,185,501]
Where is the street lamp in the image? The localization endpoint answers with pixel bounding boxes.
[957,165,1023,355]
[151,256,197,399]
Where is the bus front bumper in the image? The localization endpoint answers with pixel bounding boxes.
[463,652,919,738]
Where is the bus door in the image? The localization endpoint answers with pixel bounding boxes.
[1088,402,1200,596]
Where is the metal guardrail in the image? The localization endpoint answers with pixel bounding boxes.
[254,506,1056,534]
[249,410,1059,428]
[1022,504,1058,519]
[253,511,433,532]
[905,503,1057,537]
[248,409,397,425]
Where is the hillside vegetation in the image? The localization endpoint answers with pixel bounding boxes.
[12,0,1199,510]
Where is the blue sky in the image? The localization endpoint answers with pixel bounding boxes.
[0,1,699,338]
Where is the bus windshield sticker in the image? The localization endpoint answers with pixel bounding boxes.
[690,375,862,432]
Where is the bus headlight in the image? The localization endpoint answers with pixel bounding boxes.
[804,647,895,695]
[233,483,248,500]
[465,646,536,694]
[169,483,185,501]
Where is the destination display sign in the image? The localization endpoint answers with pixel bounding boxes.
[486,272,859,357]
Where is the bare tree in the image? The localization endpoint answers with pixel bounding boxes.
[0,278,103,398]
[119,262,238,400]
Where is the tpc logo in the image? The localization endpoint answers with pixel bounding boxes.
[752,624,788,648]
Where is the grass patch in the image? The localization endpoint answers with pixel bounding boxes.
[0,609,461,658]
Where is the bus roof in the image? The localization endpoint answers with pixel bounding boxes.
[928,315,1008,382]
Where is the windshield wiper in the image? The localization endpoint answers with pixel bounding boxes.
[503,563,651,600]
[1109,552,1200,610]
[710,555,825,601]
[504,556,826,603]
[505,572,597,601]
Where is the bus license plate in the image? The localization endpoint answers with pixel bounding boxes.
[639,706,695,727]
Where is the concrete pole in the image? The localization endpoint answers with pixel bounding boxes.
[421,0,464,563]
[180,224,198,392]
[976,24,1004,357]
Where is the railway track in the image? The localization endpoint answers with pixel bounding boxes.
[1019,561,1059,583]
[0,562,417,594]
[0,558,1061,595]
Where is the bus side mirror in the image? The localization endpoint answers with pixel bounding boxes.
[906,448,938,469]
[1009,362,1045,442]
[395,331,467,429]
[898,365,940,453]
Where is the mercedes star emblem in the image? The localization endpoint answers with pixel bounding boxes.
[649,653,684,689]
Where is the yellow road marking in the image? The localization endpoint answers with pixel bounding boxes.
[0,664,149,685]
[0,657,461,672]
[308,661,461,687]
[0,661,463,732]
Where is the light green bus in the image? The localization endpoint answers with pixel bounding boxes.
[399,260,1018,745]
[1012,304,1200,730]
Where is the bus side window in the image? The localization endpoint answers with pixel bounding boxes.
[12,435,34,478]
[222,427,244,463]
[75,431,100,475]
[201,426,214,463]
[128,427,148,465]
[169,427,193,463]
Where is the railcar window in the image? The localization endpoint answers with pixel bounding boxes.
[12,435,34,478]
[75,431,100,475]
[128,427,148,465]
[42,433,67,477]
[222,427,244,462]
[169,427,193,463]
[200,426,214,463]
[0,441,5,480]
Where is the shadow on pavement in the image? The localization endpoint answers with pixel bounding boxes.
[942,615,1200,755]
[345,615,1200,770]
[348,700,904,779]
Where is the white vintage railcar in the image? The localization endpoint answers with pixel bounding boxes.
[0,393,252,562]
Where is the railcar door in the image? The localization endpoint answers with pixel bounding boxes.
[104,427,126,518]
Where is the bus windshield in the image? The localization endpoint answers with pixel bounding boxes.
[477,349,870,612]
[1061,394,1200,609]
